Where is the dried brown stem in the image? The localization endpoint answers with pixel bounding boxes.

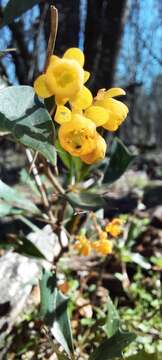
[44,5,58,72]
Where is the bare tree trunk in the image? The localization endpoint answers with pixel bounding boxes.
[43,0,80,56]
[84,0,104,88]
[84,0,127,93]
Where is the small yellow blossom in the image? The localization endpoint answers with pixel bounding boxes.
[94,87,128,131]
[74,235,91,256]
[34,48,87,101]
[45,59,84,99]
[92,231,112,256]
[58,114,97,157]
[92,239,112,256]
[105,218,123,237]
[80,133,106,164]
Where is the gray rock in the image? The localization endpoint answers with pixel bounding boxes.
[0,251,39,344]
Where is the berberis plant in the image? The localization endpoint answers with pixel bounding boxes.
[0,3,141,359]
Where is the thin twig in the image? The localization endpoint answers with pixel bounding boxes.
[26,149,49,209]
[28,150,39,175]
[26,149,56,225]
[44,5,58,72]
[46,166,65,195]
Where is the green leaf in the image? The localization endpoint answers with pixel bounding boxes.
[125,351,162,360]
[66,191,106,211]
[40,270,74,357]
[0,86,56,165]
[104,297,121,338]
[0,235,46,259]
[103,138,135,184]
[89,330,136,360]
[1,0,42,26]
[0,201,14,217]
[151,256,162,269]
[14,236,46,259]
[55,139,72,170]
[0,180,39,215]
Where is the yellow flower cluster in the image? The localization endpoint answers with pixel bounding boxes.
[74,232,112,257]
[74,218,123,257]
[34,48,128,164]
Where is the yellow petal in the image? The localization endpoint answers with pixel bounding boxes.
[46,59,84,98]
[33,74,52,98]
[54,105,71,124]
[94,88,106,101]
[63,47,85,67]
[49,55,61,67]
[70,86,93,110]
[80,133,106,164]
[96,98,128,126]
[55,95,68,106]
[105,88,126,98]
[85,105,109,127]
[84,71,90,83]
[103,117,119,132]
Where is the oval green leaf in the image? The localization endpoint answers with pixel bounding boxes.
[89,330,136,360]
[0,86,56,165]
[103,137,135,184]
[40,270,74,357]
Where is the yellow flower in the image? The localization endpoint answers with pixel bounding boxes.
[92,231,112,256]
[58,114,97,157]
[74,235,91,256]
[94,87,128,131]
[46,58,84,99]
[92,239,112,256]
[34,48,89,101]
[80,133,106,164]
[105,218,123,237]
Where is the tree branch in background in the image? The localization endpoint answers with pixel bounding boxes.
[84,0,127,92]
[9,21,31,84]
[53,0,80,54]
[27,2,49,83]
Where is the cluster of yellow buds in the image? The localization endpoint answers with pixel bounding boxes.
[74,218,123,257]
[74,232,112,257]
[34,48,128,164]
